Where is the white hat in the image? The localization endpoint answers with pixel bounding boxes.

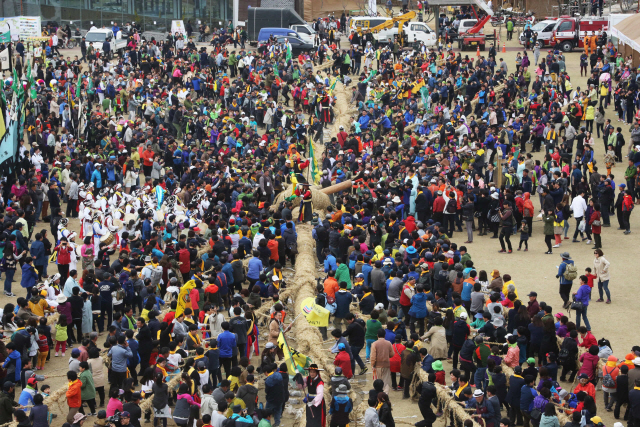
[633,357,640,366]
[392,196,401,203]
[473,390,484,397]
[265,342,275,349]
[459,312,468,320]
[272,275,280,281]
[57,294,67,304]
[375,303,384,310]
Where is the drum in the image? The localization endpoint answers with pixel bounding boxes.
[76,246,83,257]
[113,218,124,228]
[124,213,137,225]
[196,222,208,235]
[100,232,115,246]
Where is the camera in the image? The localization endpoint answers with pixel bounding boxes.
[107,414,120,424]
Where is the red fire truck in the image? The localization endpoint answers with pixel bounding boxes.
[549,15,609,52]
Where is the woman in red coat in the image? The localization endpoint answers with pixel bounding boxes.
[333,343,353,379]
[53,237,72,282]
[389,336,406,391]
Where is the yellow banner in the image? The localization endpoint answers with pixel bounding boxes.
[175,280,196,318]
[299,297,330,327]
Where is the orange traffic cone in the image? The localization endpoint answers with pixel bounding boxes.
[476,45,480,57]
[502,42,506,53]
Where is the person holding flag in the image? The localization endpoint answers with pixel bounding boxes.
[294,364,326,427]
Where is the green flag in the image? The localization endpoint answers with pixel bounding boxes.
[27,61,37,99]
[286,44,292,62]
[12,68,24,100]
[309,136,321,184]
[76,74,83,98]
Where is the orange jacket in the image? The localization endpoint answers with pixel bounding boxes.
[267,239,279,261]
[324,277,339,298]
[66,379,82,408]
[141,149,155,167]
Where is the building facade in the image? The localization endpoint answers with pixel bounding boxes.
[1,0,236,35]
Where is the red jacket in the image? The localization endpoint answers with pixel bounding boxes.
[390,343,406,373]
[579,331,597,349]
[55,245,72,265]
[178,249,191,273]
[404,216,417,233]
[334,350,353,379]
[433,196,445,213]
[588,211,601,234]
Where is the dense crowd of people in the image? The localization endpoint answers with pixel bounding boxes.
[0,5,639,427]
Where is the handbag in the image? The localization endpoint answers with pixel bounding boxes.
[570,296,584,311]
[592,219,602,227]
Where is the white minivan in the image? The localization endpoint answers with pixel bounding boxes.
[518,19,557,46]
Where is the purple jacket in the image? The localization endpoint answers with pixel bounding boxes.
[556,324,568,338]
[57,301,72,320]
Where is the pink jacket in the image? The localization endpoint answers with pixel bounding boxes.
[504,345,520,368]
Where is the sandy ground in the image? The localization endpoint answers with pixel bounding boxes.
[2,11,638,426]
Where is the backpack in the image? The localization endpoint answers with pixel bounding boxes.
[563,263,578,281]
[445,198,457,214]
[287,239,298,254]
[557,348,570,364]
[147,266,163,286]
[325,294,337,314]
[602,366,616,388]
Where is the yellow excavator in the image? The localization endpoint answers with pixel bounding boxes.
[355,11,416,46]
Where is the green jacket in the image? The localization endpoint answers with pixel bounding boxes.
[79,369,96,400]
[506,21,514,31]
[0,391,18,424]
[229,54,238,67]
[473,343,491,367]
[365,319,383,340]
[625,165,636,182]
[335,263,352,289]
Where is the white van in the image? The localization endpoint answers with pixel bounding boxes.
[519,19,557,46]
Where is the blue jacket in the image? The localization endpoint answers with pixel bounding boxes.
[334,290,352,318]
[519,384,538,411]
[21,264,38,289]
[106,162,116,181]
[30,240,47,265]
[384,329,396,344]
[408,293,428,318]
[264,371,284,406]
[557,259,575,285]
[324,255,337,273]
[461,281,474,301]
[358,114,370,130]
[247,257,263,280]
[108,344,133,373]
[91,169,102,188]
[421,354,435,373]
[127,338,140,366]
[217,330,236,358]
[361,264,373,288]
[142,219,152,240]
[85,160,94,181]
[18,387,37,408]
[575,284,590,306]
[506,375,525,406]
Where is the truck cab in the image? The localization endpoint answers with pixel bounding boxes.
[551,16,609,52]
[85,28,127,58]
[458,19,482,35]
[403,22,437,46]
[290,24,317,44]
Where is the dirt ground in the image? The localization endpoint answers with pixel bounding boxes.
[2,11,638,427]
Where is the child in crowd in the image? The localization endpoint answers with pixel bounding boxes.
[518,220,529,251]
